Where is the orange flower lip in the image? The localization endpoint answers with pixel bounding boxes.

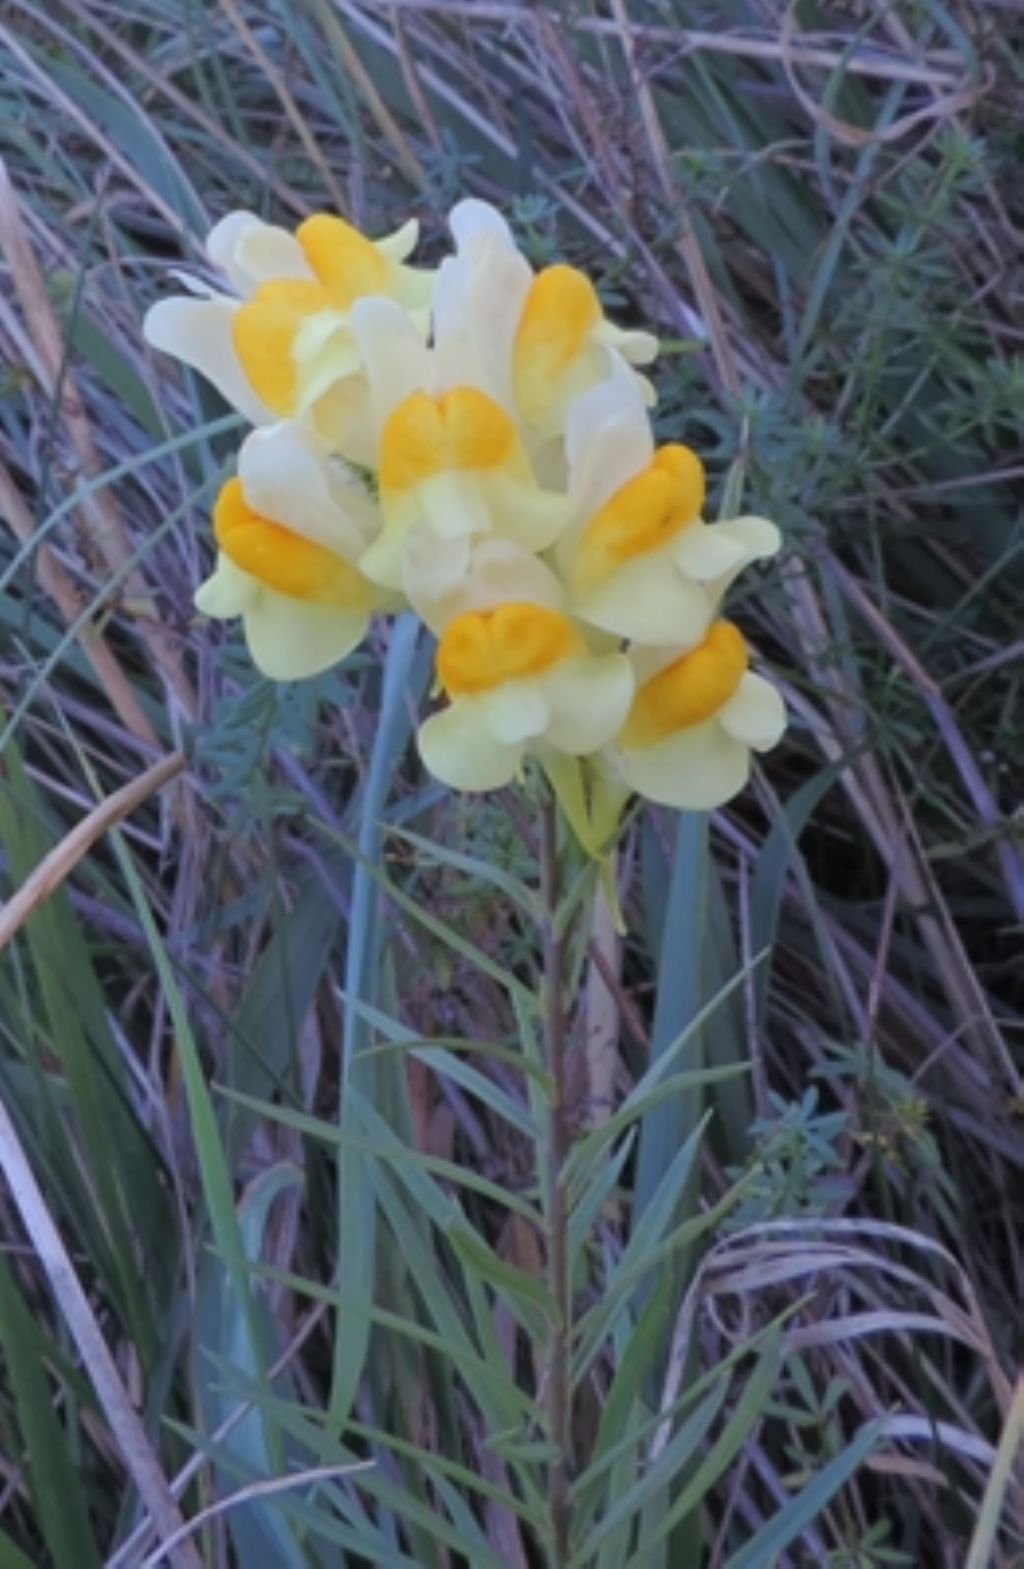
[513,264,602,424]
[214,477,369,610]
[231,279,343,416]
[571,444,706,594]
[295,214,392,306]
[621,621,749,749]
[437,603,582,696]
[379,387,520,493]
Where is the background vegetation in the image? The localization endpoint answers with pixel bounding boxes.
[0,0,1021,1564]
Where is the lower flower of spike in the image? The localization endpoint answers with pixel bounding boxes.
[418,602,634,792]
[608,621,786,810]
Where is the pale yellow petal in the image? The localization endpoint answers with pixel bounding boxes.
[448,199,515,250]
[289,320,362,415]
[406,536,562,636]
[615,718,750,811]
[358,517,409,592]
[143,296,273,424]
[478,679,551,744]
[237,424,375,557]
[376,217,420,263]
[594,318,659,366]
[419,470,494,541]
[719,672,786,751]
[564,358,653,523]
[571,547,714,647]
[543,654,635,754]
[194,553,257,617]
[672,515,780,586]
[349,296,431,439]
[400,530,474,626]
[482,471,570,553]
[205,211,260,291]
[418,700,522,791]
[310,375,377,468]
[206,211,312,293]
[434,209,532,411]
[243,591,369,680]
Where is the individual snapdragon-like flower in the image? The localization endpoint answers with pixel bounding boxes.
[416,550,633,791]
[557,368,781,646]
[350,297,568,596]
[435,200,657,442]
[606,621,786,810]
[195,424,384,680]
[143,210,432,454]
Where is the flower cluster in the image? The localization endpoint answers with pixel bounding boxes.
[145,201,785,835]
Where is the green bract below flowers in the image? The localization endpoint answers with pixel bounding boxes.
[145,200,786,828]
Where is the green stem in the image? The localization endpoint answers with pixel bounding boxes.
[540,791,572,1566]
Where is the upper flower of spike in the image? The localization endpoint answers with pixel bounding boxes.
[194,423,385,680]
[143,210,432,452]
[435,200,658,442]
[557,366,781,646]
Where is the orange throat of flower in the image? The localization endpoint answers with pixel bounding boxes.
[620,621,748,749]
[213,477,369,610]
[571,445,705,594]
[437,603,582,696]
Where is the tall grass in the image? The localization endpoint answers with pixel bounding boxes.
[1,2,1021,1565]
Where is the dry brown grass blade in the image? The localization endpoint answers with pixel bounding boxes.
[218,0,348,214]
[37,0,308,218]
[607,0,741,398]
[310,0,429,192]
[361,2,968,89]
[966,1375,1024,1569]
[0,750,185,952]
[0,461,159,748]
[0,1092,203,1569]
[778,555,1015,1100]
[388,5,445,154]
[0,158,197,723]
[821,546,1024,923]
[0,27,190,240]
[778,0,991,148]
[134,1462,371,1569]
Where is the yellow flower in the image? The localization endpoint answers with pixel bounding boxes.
[607,622,786,810]
[350,298,568,594]
[194,424,382,679]
[558,367,780,645]
[143,210,431,453]
[438,200,658,440]
[418,594,634,792]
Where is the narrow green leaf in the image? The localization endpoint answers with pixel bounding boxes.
[628,1328,783,1562]
[0,1254,101,1569]
[724,1421,883,1569]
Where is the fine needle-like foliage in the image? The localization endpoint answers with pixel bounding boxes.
[0,3,1021,1568]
